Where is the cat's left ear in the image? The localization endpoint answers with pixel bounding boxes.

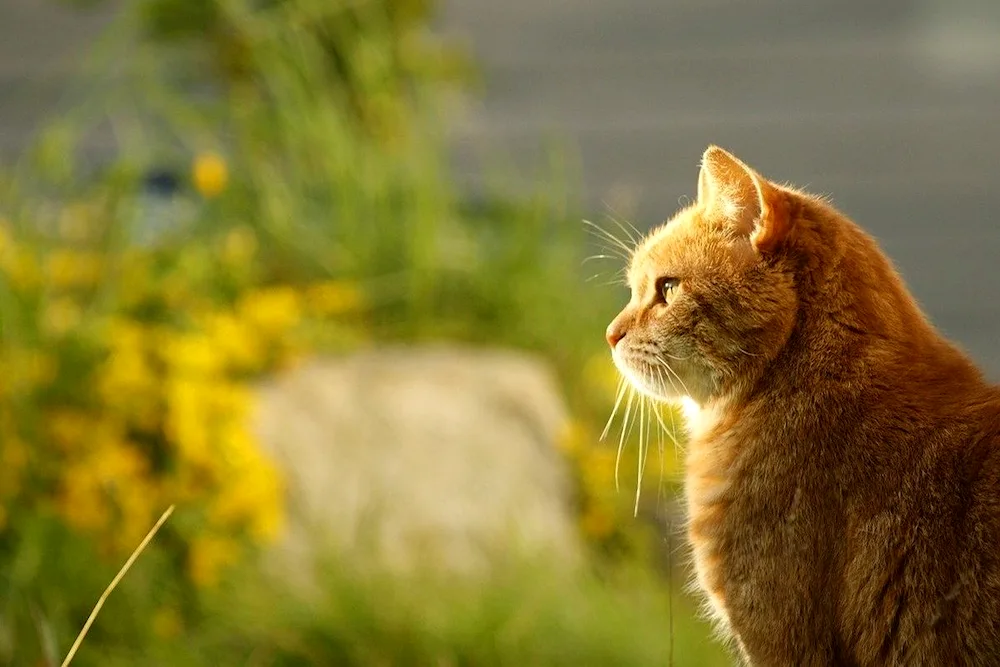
[697,146,790,253]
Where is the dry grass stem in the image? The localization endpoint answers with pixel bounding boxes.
[60,504,176,667]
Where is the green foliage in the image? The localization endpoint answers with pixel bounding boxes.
[0,0,722,664]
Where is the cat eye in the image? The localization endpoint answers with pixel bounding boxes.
[657,277,679,302]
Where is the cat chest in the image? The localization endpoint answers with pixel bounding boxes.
[685,442,739,628]
[685,441,815,637]
[686,467,734,626]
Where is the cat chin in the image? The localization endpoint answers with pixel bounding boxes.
[611,350,688,404]
[631,377,679,403]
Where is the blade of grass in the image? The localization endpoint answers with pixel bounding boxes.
[60,504,175,667]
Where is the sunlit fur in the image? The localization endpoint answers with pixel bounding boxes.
[602,146,1000,665]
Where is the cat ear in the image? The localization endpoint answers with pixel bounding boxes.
[697,146,789,253]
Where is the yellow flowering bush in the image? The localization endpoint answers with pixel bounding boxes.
[0,211,368,591]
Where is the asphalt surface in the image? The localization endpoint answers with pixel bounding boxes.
[3,0,1000,376]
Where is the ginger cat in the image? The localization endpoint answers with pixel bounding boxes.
[605,146,1000,666]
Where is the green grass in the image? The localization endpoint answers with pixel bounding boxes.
[92,559,730,667]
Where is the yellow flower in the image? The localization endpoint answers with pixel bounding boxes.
[188,535,239,587]
[98,321,158,410]
[58,436,151,543]
[201,312,263,370]
[192,152,229,198]
[208,443,285,543]
[238,286,302,338]
[162,332,224,376]
[163,377,213,464]
[305,280,364,316]
[212,381,253,422]
[99,348,154,397]
[105,318,147,349]
[250,495,284,544]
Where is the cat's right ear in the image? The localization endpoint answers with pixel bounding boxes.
[697,146,790,254]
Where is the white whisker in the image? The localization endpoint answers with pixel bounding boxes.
[632,396,656,516]
[583,237,632,263]
[603,210,644,247]
[582,219,634,259]
[609,217,641,247]
[634,392,647,516]
[655,354,692,397]
[597,276,630,288]
[601,376,629,441]
[650,368,681,451]
[655,398,667,514]
[668,398,680,469]
[656,349,693,362]
[584,271,610,284]
[650,358,681,396]
[653,402,680,449]
[615,387,637,493]
[583,253,628,264]
[585,267,629,287]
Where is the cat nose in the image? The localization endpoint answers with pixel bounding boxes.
[606,321,627,348]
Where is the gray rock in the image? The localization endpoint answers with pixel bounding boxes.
[253,345,582,582]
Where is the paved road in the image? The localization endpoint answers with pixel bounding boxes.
[3,0,1000,376]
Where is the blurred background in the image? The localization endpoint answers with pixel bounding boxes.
[0,0,998,665]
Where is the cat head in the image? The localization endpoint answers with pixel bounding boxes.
[606,146,802,405]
